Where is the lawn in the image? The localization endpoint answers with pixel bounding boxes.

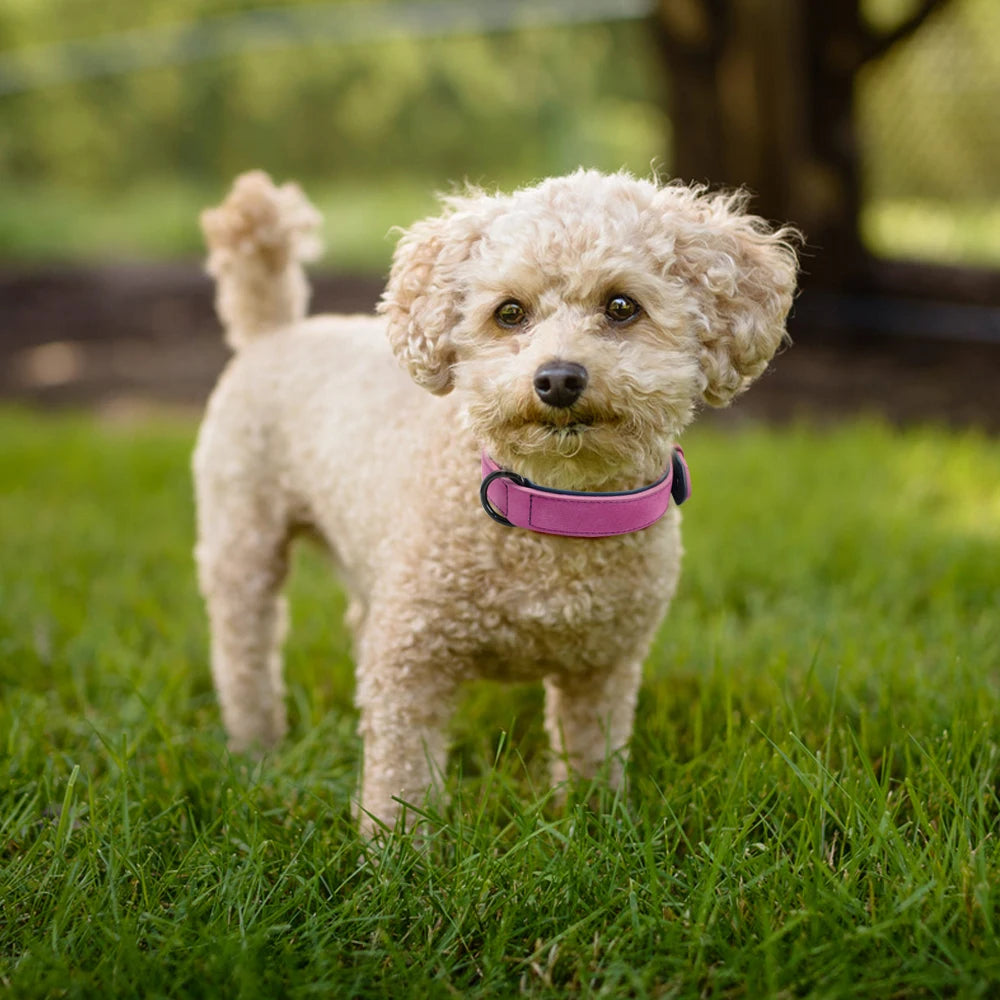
[1,408,999,998]
[4,180,1000,272]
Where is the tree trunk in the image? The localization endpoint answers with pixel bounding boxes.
[655,0,951,290]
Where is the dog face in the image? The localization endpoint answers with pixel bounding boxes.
[379,171,798,490]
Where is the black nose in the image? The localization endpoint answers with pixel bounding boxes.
[533,361,589,409]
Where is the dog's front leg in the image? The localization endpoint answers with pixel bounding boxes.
[355,667,456,837]
[543,659,643,792]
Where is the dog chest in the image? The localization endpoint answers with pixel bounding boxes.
[457,516,682,680]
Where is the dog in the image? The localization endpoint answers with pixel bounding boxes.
[193,169,797,834]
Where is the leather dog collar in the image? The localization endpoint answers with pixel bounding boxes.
[480,447,691,538]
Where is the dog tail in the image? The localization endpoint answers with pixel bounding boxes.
[200,171,322,350]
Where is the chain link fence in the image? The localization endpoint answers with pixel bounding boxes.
[859,0,1000,266]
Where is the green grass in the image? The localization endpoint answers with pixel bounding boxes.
[862,198,1000,269]
[2,408,999,998]
[4,179,1000,273]
[0,178,442,273]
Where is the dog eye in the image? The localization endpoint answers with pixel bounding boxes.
[605,294,641,324]
[494,300,528,328]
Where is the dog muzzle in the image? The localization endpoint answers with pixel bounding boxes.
[480,447,691,538]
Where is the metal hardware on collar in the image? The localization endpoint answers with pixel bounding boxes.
[479,447,691,538]
[479,468,527,527]
[670,448,692,507]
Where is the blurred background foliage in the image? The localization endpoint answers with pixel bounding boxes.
[0,0,997,271]
[860,0,1000,267]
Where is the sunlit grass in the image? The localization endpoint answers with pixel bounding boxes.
[1,409,999,997]
[862,197,1000,268]
[5,179,1000,272]
[0,177,441,272]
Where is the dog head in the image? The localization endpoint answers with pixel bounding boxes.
[379,170,798,490]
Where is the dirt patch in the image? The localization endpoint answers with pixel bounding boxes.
[2,263,999,430]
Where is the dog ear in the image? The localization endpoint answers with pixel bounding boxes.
[378,198,490,395]
[667,189,799,407]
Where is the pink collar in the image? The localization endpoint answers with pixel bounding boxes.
[480,447,691,538]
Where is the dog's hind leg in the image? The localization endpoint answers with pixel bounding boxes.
[195,491,292,752]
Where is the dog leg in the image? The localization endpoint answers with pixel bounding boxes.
[355,665,456,836]
[543,659,643,791]
[196,509,291,752]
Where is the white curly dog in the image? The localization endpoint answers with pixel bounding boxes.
[194,169,797,834]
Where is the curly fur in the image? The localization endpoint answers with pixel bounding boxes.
[193,169,797,835]
[200,170,322,349]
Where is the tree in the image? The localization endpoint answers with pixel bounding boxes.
[654,0,953,288]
